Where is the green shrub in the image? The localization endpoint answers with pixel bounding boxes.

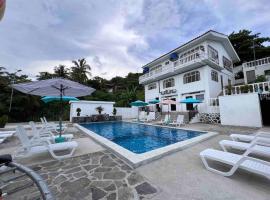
[240,85,249,93]
[95,106,104,114]
[0,115,8,128]
[112,108,117,116]
[76,108,81,116]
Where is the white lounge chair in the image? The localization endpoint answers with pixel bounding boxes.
[230,131,270,142]
[200,148,270,178]
[41,117,67,133]
[156,114,170,125]
[0,131,16,144]
[219,138,270,157]
[169,115,184,127]
[29,121,73,142]
[15,125,78,160]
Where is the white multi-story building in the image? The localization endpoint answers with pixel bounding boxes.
[139,30,240,113]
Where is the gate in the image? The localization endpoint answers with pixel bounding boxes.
[259,94,270,126]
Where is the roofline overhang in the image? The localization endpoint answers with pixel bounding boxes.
[142,30,240,69]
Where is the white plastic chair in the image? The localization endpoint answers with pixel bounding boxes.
[169,115,184,127]
[15,125,78,160]
[230,131,270,142]
[200,148,270,179]
[30,121,73,142]
[219,138,270,157]
[41,117,67,133]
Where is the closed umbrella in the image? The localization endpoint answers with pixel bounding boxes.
[180,98,202,104]
[12,78,95,140]
[130,100,148,121]
[148,99,160,104]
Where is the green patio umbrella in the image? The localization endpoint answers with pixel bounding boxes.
[130,100,148,121]
[41,96,79,103]
[148,99,160,104]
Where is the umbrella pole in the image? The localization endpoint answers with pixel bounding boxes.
[59,84,63,137]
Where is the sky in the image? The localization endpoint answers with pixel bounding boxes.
[0,0,270,80]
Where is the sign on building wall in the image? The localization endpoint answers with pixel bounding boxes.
[160,89,177,95]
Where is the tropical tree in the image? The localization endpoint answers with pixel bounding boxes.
[120,85,138,107]
[54,65,69,78]
[36,72,54,80]
[229,30,270,64]
[70,58,91,83]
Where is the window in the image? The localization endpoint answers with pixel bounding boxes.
[163,78,175,88]
[183,71,200,84]
[195,94,204,101]
[208,45,219,64]
[148,83,156,90]
[165,61,170,65]
[211,70,218,82]
[223,56,232,72]
[265,70,270,76]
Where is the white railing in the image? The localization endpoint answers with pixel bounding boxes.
[140,50,206,83]
[223,81,270,96]
[174,50,205,69]
[243,57,270,68]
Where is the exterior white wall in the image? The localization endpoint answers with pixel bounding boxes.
[115,107,138,119]
[70,101,115,120]
[219,94,262,127]
[243,64,270,83]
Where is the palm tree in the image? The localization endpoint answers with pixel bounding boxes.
[70,58,91,83]
[121,85,138,107]
[54,65,69,78]
[36,72,54,80]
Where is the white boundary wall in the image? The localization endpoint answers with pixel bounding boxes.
[115,107,138,119]
[70,101,115,120]
[219,94,262,127]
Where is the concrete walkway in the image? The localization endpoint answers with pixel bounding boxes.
[137,133,270,200]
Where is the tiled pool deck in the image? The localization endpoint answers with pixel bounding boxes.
[0,123,269,199]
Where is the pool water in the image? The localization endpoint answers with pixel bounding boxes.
[81,122,205,154]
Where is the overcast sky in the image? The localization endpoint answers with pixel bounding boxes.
[1,0,270,80]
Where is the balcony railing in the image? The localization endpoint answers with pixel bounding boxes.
[243,57,270,68]
[223,81,270,96]
[139,50,206,83]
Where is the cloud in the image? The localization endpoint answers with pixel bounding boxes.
[0,0,269,80]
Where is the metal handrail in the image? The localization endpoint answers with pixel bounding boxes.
[0,154,54,200]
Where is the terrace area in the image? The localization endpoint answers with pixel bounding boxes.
[0,122,269,200]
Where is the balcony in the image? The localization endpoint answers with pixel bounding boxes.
[139,50,222,84]
[243,57,270,68]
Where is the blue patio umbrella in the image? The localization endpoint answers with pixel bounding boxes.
[130,100,148,121]
[180,98,202,104]
[148,99,160,104]
[42,96,79,103]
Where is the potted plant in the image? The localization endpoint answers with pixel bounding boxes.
[76,108,81,116]
[0,115,8,128]
[112,108,117,116]
[96,106,104,115]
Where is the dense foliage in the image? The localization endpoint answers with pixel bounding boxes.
[0,59,144,122]
[1,29,269,123]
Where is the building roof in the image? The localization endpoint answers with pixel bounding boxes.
[142,30,240,68]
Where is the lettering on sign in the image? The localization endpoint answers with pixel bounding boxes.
[160,89,177,95]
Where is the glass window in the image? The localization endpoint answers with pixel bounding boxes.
[211,70,218,82]
[163,78,175,88]
[196,94,204,101]
[148,83,156,90]
[265,70,270,76]
[183,71,200,84]
[150,65,162,72]
[208,45,219,64]
[223,56,232,72]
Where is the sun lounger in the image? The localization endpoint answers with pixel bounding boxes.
[41,117,67,133]
[156,114,170,125]
[230,131,270,142]
[169,115,184,127]
[200,148,270,178]
[219,139,270,157]
[0,131,16,138]
[15,125,78,160]
[29,121,73,142]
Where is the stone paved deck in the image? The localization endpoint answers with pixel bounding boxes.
[21,150,158,200]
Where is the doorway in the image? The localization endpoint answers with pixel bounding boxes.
[259,94,270,126]
[246,70,256,83]
[186,96,193,111]
[171,97,176,111]
[220,75,223,90]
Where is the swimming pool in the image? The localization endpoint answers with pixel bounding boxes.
[80,121,205,154]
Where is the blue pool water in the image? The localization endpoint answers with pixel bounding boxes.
[81,122,205,154]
